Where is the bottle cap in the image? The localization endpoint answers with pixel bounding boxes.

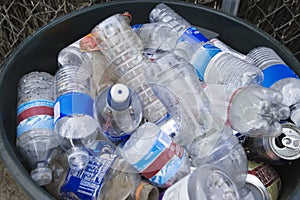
[30,164,52,186]
[68,149,90,170]
[108,83,132,111]
[291,108,300,127]
[135,181,159,200]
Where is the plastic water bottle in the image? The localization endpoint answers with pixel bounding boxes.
[203,84,290,137]
[119,122,191,188]
[94,83,143,143]
[54,47,98,170]
[16,71,58,186]
[247,46,300,127]
[160,164,240,200]
[58,40,108,98]
[132,22,178,51]
[149,4,263,87]
[91,13,168,123]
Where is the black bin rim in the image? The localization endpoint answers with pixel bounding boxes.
[0,1,299,200]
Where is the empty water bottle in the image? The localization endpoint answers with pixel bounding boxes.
[54,46,98,170]
[94,83,143,143]
[149,4,262,87]
[16,71,58,186]
[203,84,290,137]
[248,47,300,127]
[119,122,191,188]
[160,164,240,200]
[91,13,168,123]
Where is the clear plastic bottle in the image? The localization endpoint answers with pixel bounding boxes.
[54,48,98,170]
[132,22,178,51]
[203,84,290,137]
[160,164,240,200]
[119,122,191,188]
[149,4,262,87]
[16,71,58,186]
[91,13,168,123]
[247,46,298,88]
[94,83,143,143]
[247,46,300,127]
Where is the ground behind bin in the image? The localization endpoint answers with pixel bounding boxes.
[0,158,30,200]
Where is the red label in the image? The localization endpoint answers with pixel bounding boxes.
[141,142,183,179]
[248,163,280,188]
[17,106,54,125]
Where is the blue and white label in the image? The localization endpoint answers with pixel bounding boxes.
[54,92,94,123]
[133,131,172,172]
[149,153,186,186]
[17,99,53,115]
[103,130,131,143]
[191,43,221,80]
[178,27,209,44]
[60,154,115,200]
[262,64,298,88]
[17,115,54,138]
[131,24,143,32]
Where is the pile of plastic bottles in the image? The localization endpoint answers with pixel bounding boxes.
[16,3,300,200]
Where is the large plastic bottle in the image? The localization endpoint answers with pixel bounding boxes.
[119,122,191,188]
[54,46,98,170]
[91,13,168,123]
[16,71,58,186]
[160,164,240,200]
[94,83,143,143]
[247,46,300,127]
[149,3,263,87]
[203,84,290,137]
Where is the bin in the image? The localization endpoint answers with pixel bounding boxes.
[0,1,299,199]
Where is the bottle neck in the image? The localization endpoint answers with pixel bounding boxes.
[134,181,159,200]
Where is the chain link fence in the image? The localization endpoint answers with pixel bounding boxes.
[0,0,299,67]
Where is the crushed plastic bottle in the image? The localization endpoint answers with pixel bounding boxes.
[94,83,143,143]
[16,71,58,186]
[203,84,290,137]
[54,45,98,170]
[91,13,169,123]
[119,122,191,188]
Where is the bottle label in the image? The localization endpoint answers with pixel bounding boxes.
[54,92,94,123]
[161,174,190,200]
[262,64,298,88]
[178,26,209,44]
[190,44,221,80]
[131,24,143,32]
[60,154,116,200]
[132,130,185,186]
[16,99,54,138]
[103,130,131,143]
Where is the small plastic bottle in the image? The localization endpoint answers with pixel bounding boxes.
[119,122,191,188]
[91,13,168,123]
[54,48,98,170]
[16,71,58,186]
[160,164,240,200]
[94,83,143,143]
[203,84,290,137]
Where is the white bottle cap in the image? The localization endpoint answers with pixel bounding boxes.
[291,108,300,127]
[31,165,52,186]
[110,83,130,103]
